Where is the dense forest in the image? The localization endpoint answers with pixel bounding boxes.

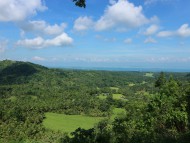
[0,60,190,143]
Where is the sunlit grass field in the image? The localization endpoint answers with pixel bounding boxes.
[111,108,126,120]
[98,94,107,99]
[110,87,119,91]
[43,113,104,133]
[43,108,126,133]
[112,94,124,100]
[128,83,135,87]
[98,94,126,100]
[144,72,154,77]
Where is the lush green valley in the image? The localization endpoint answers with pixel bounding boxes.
[0,60,190,143]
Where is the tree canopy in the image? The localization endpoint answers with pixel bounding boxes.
[73,0,86,8]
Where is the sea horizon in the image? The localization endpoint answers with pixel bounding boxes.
[49,66,190,73]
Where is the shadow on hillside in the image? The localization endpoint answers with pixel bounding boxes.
[0,63,38,84]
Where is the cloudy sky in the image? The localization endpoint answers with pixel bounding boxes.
[0,0,190,69]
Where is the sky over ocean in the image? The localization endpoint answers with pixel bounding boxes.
[0,0,190,69]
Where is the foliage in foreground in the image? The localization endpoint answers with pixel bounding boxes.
[61,74,190,143]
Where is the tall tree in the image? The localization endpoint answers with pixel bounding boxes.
[155,72,166,88]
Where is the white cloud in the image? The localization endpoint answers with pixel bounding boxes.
[177,24,190,37]
[144,37,157,43]
[144,25,159,35]
[157,24,190,37]
[0,40,8,53]
[17,33,73,49]
[124,38,132,44]
[44,33,73,47]
[19,20,67,36]
[0,0,46,22]
[32,56,45,61]
[95,0,151,31]
[157,31,174,37]
[150,16,159,23]
[73,16,94,32]
[17,37,44,48]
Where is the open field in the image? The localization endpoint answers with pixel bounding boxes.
[98,93,126,100]
[43,113,104,133]
[44,108,126,133]
[110,87,119,91]
[111,108,126,120]
[128,83,135,87]
[144,72,154,77]
[98,94,107,99]
[112,94,124,100]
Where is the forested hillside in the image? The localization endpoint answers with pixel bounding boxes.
[0,60,190,143]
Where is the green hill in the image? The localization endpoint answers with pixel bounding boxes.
[0,60,15,71]
[0,60,47,84]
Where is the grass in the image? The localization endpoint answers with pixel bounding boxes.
[128,83,135,87]
[98,94,107,100]
[112,94,124,100]
[135,90,149,96]
[144,72,154,77]
[44,107,126,133]
[111,108,126,120]
[43,113,104,133]
[110,87,119,91]
[98,94,127,101]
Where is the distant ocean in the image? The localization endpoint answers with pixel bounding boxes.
[52,66,190,72]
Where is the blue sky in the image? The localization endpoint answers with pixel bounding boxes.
[0,0,190,69]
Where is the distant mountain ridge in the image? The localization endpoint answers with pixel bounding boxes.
[0,60,189,86]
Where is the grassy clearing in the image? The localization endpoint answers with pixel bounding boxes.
[43,113,104,133]
[135,90,149,96]
[44,108,126,133]
[128,83,135,87]
[112,94,124,100]
[144,72,154,77]
[110,87,119,91]
[98,94,107,100]
[111,108,126,120]
[98,94,126,101]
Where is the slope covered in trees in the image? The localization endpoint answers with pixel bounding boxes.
[0,60,47,85]
[0,60,190,143]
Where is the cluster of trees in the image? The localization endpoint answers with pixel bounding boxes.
[61,73,190,143]
[0,60,190,142]
[73,0,86,8]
